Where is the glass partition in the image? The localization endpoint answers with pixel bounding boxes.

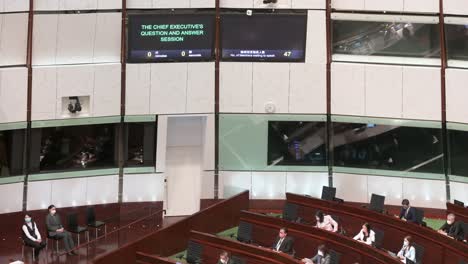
[125,122,156,167]
[445,24,468,61]
[31,124,118,173]
[0,129,25,177]
[332,122,444,174]
[332,20,440,59]
[218,114,327,171]
[448,129,468,177]
[268,121,326,166]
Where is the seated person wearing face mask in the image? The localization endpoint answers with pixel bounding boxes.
[438,213,465,241]
[315,211,338,233]
[218,251,231,264]
[301,244,330,264]
[396,236,416,263]
[45,205,77,256]
[22,213,47,259]
[353,223,375,246]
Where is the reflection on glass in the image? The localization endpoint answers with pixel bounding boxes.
[446,24,468,61]
[0,130,24,177]
[39,125,116,172]
[448,129,468,177]
[126,122,156,167]
[333,123,443,173]
[268,121,326,166]
[332,20,440,58]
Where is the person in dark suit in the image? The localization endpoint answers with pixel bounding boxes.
[271,227,294,255]
[398,199,417,223]
[22,213,46,260]
[217,251,231,264]
[301,244,330,264]
[438,213,465,241]
[45,205,77,255]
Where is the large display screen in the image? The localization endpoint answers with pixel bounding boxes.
[221,13,308,62]
[127,14,215,62]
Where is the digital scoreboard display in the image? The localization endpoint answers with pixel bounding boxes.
[128,14,215,62]
[221,13,307,62]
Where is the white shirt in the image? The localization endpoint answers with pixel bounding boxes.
[275,238,284,251]
[397,245,415,263]
[353,229,375,245]
[22,222,41,242]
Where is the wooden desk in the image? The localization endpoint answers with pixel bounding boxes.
[94,191,250,264]
[447,202,468,223]
[239,210,401,264]
[286,193,468,264]
[136,231,301,264]
[189,231,301,264]
[136,253,177,264]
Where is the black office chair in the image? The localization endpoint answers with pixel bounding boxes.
[231,255,246,264]
[21,238,36,262]
[413,243,424,264]
[45,224,62,254]
[330,215,345,235]
[282,202,298,222]
[373,228,385,249]
[414,208,425,226]
[369,194,385,213]
[67,212,89,245]
[464,222,468,242]
[86,206,107,239]
[329,250,342,264]
[186,240,203,264]
[237,221,253,243]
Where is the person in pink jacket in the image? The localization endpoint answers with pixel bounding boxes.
[315,211,339,233]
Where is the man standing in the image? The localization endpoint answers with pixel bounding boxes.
[272,227,295,255]
[46,205,77,255]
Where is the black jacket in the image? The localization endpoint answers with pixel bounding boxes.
[440,221,465,241]
[399,207,417,223]
[272,236,294,255]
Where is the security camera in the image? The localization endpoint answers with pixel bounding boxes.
[246,9,253,16]
[263,0,278,3]
[68,96,82,114]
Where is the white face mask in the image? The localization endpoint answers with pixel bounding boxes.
[318,250,324,256]
[50,209,56,215]
[447,220,454,225]
[25,218,31,223]
[404,241,409,246]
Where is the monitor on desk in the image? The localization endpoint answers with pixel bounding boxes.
[454,200,465,207]
[321,186,337,201]
[369,194,386,213]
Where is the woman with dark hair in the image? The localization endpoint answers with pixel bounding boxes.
[315,211,338,233]
[22,213,46,260]
[301,244,330,264]
[353,222,376,246]
[397,235,416,263]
